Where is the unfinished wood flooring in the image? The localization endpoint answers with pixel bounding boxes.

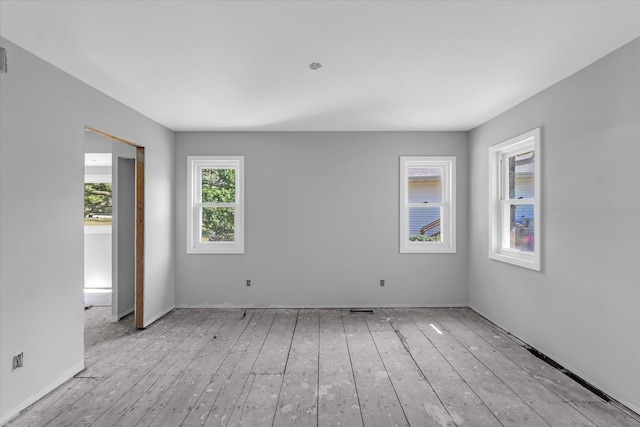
[8,308,640,427]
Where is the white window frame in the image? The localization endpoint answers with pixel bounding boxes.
[187,156,244,254]
[400,156,456,253]
[489,128,541,270]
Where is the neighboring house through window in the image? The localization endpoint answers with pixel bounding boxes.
[187,156,244,254]
[400,156,456,253]
[489,128,541,270]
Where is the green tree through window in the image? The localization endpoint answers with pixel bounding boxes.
[201,169,235,241]
[84,183,112,226]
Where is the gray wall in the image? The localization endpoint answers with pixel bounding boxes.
[176,132,469,307]
[0,37,176,423]
[468,38,640,412]
[115,156,136,320]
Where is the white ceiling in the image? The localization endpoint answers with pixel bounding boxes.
[1,1,639,132]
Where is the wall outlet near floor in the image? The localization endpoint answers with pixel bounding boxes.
[12,352,23,371]
[246,280,251,287]
[380,279,385,286]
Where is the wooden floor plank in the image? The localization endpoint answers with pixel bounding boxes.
[366,315,455,427]
[382,308,501,427]
[430,311,597,426]
[273,308,320,427]
[233,373,284,426]
[180,308,270,426]
[84,311,136,351]
[407,309,549,426]
[7,307,639,427]
[341,309,409,427]
[49,309,212,426]
[145,309,255,426]
[230,309,298,426]
[317,309,363,427]
[197,310,278,426]
[220,370,256,427]
[250,309,299,375]
[91,309,231,427]
[79,308,193,378]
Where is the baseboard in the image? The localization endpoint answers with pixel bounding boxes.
[0,360,85,426]
[143,305,175,328]
[175,303,469,309]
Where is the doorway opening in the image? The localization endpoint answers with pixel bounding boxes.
[84,126,145,329]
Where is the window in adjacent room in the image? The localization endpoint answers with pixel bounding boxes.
[187,156,244,254]
[400,156,456,253]
[489,128,540,270]
[84,182,112,228]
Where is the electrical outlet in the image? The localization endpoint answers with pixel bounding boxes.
[12,352,23,371]
[380,279,385,287]
[246,280,251,287]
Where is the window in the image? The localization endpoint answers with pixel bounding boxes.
[489,128,540,270]
[400,156,456,253]
[84,182,112,232]
[187,156,244,254]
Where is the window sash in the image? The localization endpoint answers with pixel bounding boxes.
[499,201,535,254]
[187,156,244,254]
[499,149,535,201]
[400,157,455,253]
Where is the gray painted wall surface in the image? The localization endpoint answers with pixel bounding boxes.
[0,37,176,422]
[175,131,469,307]
[468,38,640,412]
[115,156,136,320]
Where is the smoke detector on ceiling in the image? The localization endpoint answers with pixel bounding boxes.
[309,62,322,70]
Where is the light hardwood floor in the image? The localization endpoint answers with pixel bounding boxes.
[7,307,640,427]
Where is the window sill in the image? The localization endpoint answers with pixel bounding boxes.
[490,251,540,271]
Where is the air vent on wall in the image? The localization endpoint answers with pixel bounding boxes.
[0,47,7,73]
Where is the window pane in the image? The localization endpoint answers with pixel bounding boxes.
[408,167,442,203]
[201,207,235,242]
[408,207,441,242]
[201,169,236,203]
[505,203,534,252]
[507,151,534,200]
[84,183,112,226]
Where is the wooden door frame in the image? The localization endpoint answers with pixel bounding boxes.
[85,126,145,329]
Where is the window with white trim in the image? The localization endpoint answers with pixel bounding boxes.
[400,156,456,253]
[187,156,244,254]
[489,128,540,270]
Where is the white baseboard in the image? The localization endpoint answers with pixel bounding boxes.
[175,303,469,309]
[0,360,85,425]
